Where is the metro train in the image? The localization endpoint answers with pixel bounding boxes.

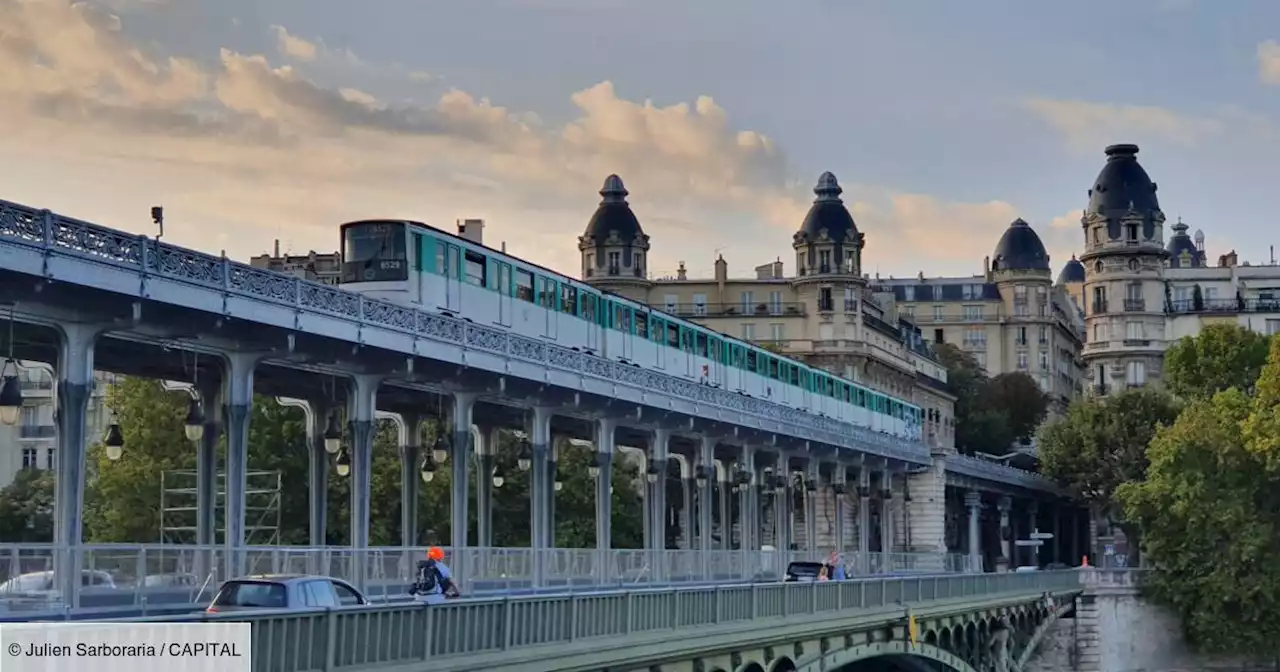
[337,219,923,441]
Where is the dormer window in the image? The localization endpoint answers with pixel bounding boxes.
[1125,223,1138,242]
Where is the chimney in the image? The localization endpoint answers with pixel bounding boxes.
[274,239,280,258]
[1218,250,1239,268]
[773,257,784,279]
[677,261,687,281]
[983,255,991,281]
[457,218,485,245]
[715,255,728,283]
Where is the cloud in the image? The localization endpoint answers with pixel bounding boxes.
[1259,40,1280,85]
[0,1,1049,279]
[272,25,318,62]
[1021,98,1224,153]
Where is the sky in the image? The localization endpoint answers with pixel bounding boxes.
[4,0,1280,282]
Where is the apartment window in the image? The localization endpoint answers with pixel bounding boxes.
[962,284,983,300]
[974,352,987,370]
[663,294,678,313]
[769,291,783,315]
[1015,302,1029,317]
[1039,325,1048,343]
[963,305,983,321]
[1092,286,1108,313]
[692,293,707,317]
[1127,361,1146,386]
[843,287,857,312]
[21,405,37,426]
[1126,283,1142,301]
[46,448,55,471]
[818,250,831,272]
[1016,327,1027,346]
[819,287,834,312]
[903,285,916,301]
[1126,321,1143,340]
[1039,351,1050,370]
[1205,287,1218,300]
[964,326,985,347]
[934,328,945,343]
[1014,285,1027,300]
[741,324,755,340]
[21,448,38,470]
[607,251,620,271]
[1017,352,1028,369]
[902,306,915,317]
[933,305,944,321]
[740,291,755,313]
[770,323,785,342]
[1173,286,1190,303]
[1268,319,1280,336]
[1092,323,1109,342]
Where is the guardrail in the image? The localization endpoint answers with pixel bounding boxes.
[131,570,1084,672]
[0,544,979,614]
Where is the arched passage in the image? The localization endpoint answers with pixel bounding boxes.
[797,641,977,672]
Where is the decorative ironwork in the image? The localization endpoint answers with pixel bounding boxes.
[0,199,1050,488]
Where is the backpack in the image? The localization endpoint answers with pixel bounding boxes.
[412,560,440,594]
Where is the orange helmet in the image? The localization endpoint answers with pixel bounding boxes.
[427,546,444,561]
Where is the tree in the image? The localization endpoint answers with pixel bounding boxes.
[1038,388,1180,560]
[0,468,55,542]
[1164,324,1271,400]
[986,372,1050,442]
[1117,339,1280,655]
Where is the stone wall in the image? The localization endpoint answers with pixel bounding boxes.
[1027,570,1271,672]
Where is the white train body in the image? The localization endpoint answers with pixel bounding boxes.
[338,220,923,442]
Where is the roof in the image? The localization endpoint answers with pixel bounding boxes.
[581,174,645,245]
[991,219,1051,272]
[1057,255,1086,284]
[795,172,859,243]
[1086,144,1163,239]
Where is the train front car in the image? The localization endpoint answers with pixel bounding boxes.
[339,220,416,303]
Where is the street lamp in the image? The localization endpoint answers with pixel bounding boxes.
[554,479,563,492]
[431,435,449,464]
[587,453,602,479]
[516,438,532,471]
[694,464,709,488]
[103,423,124,461]
[419,456,436,483]
[323,411,342,454]
[0,310,19,427]
[335,448,351,477]
[491,465,505,489]
[645,461,660,484]
[183,397,205,442]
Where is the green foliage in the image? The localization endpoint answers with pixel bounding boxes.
[934,343,1048,453]
[1038,387,1179,509]
[1164,324,1271,400]
[55,376,645,549]
[0,468,55,542]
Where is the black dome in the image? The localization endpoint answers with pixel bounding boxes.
[991,219,1050,272]
[1057,255,1086,284]
[1085,144,1163,239]
[582,175,644,244]
[796,172,858,241]
[1166,221,1205,268]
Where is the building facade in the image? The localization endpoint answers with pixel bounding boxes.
[578,172,958,452]
[875,219,1087,415]
[0,363,115,489]
[1075,144,1280,395]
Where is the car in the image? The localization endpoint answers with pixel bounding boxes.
[0,570,117,612]
[206,575,368,612]
[784,561,835,583]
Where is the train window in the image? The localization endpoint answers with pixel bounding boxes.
[561,286,577,314]
[649,315,663,342]
[768,357,779,379]
[789,366,799,386]
[463,251,486,286]
[680,328,694,352]
[616,305,631,333]
[732,344,745,368]
[635,311,648,339]
[666,323,679,348]
[709,337,721,363]
[515,269,534,302]
[498,263,511,295]
[694,332,708,357]
[745,349,757,371]
[581,292,597,322]
[436,245,447,276]
[342,221,408,283]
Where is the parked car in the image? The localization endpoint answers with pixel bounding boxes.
[0,570,117,611]
[206,575,367,613]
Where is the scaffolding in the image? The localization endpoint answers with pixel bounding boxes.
[159,469,283,546]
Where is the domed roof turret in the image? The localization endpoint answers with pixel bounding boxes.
[1085,144,1164,239]
[795,172,859,243]
[1057,255,1086,284]
[1166,219,1205,268]
[991,219,1050,273]
[581,175,645,244]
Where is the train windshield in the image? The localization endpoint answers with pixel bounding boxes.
[342,222,408,283]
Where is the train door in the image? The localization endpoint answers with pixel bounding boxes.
[618,304,633,360]
[496,262,512,326]
[679,326,694,378]
[581,293,599,352]
[542,277,559,339]
[651,316,665,369]
[443,243,462,312]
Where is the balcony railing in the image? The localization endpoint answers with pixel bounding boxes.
[660,302,806,318]
[1123,298,1145,311]
[1167,298,1280,314]
[1091,300,1109,314]
[19,425,56,439]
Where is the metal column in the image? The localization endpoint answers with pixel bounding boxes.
[53,323,97,609]
[595,418,616,552]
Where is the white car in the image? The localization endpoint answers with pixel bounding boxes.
[0,570,116,611]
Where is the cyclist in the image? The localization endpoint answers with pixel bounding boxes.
[409,547,459,604]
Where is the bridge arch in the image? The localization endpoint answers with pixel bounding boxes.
[766,656,797,672]
[735,663,766,672]
[797,641,977,672]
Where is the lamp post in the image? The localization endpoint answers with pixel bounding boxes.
[335,448,351,477]
[323,411,342,455]
[103,423,125,461]
[419,456,436,483]
[183,397,205,442]
[587,453,602,479]
[516,438,532,472]
[431,435,449,464]
[0,309,20,426]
